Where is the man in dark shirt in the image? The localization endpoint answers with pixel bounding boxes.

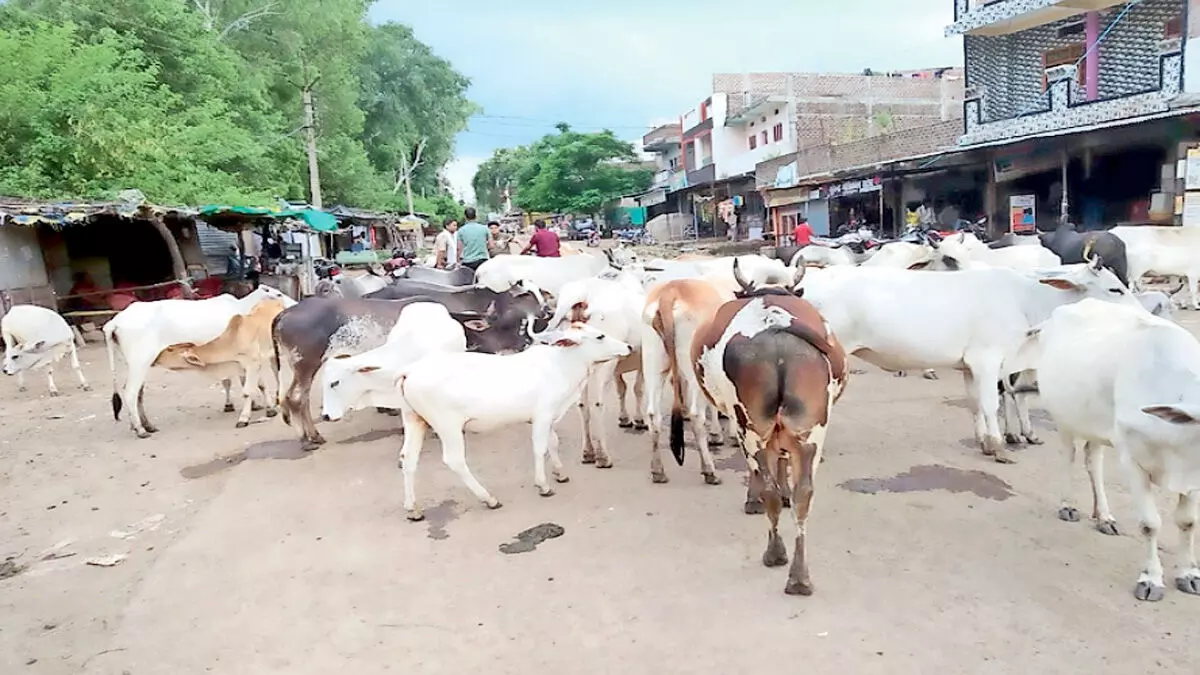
[521,219,561,257]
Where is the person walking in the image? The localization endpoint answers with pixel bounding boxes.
[434,218,459,269]
[791,216,813,247]
[456,207,491,271]
[520,219,561,257]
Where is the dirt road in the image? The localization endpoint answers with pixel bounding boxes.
[2,321,1197,674]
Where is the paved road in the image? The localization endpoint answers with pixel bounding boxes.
[2,324,1198,674]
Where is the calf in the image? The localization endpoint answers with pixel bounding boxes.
[2,304,90,396]
[148,299,287,427]
[104,285,295,438]
[545,273,647,468]
[273,289,541,450]
[1015,298,1200,602]
[690,261,848,596]
[641,278,733,485]
[395,323,632,520]
[1039,222,1129,286]
[1110,225,1200,308]
[321,303,467,421]
[800,257,1141,463]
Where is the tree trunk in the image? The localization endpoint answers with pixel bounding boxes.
[147,214,195,299]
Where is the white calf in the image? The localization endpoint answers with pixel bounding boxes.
[1016,298,1200,601]
[2,305,90,395]
[801,259,1142,463]
[320,303,467,421]
[395,323,632,519]
[545,273,647,467]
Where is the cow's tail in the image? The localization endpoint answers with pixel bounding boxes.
[104,322,122,421]
[270,311,289,424]
[654,297,687,467]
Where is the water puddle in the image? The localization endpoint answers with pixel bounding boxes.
[422,499,459,540]
[499,523,565,554]
[180,440,308,479]
[839,464,1013,501]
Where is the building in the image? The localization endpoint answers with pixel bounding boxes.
[946,0,1200,232]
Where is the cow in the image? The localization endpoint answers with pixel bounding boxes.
[799,257,1141,463]
[640,278,734,485]
[103,285,295,438]
[394,323,633,520]
[2,304,90,396]
[1136,290,1174,318]
[1010,298,1200,602]
[689,260,848,596]
[543,273,647,468]
[147,298,288,428]
[1039,222,1129,286]
[790,246,858,268]
[315,271,390,299]
[320,303,468,421]
[937,232,1063,270]
[398,265,475,287]
[273,288,543,450]
[1110,225,1200,309]
[987,233,1043,249]
[474,249,634,297]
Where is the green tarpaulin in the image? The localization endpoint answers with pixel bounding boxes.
[197,205,339,232]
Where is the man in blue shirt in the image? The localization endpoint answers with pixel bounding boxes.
[456,207,491,271]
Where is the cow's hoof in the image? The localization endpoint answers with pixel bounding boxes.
[633,420,649,431]
[1004,433,1021,445]
[762,541,788,567]
[1135,580,1165,602]
[251,402,264,412]
[744,500,765,515]
[784,579,815,596]
[595,459,613,469]
[538,488,555,498]
[992,452,1017,465]
[708,435,725,447]
[145,424,159,434]
[581,454,596,465]
[223,404,236,413]
[651,472,669,484]
[703,473,722,486]
[235,421,249,429]
[406,511,425,522]
[922,370,939,380]
[1058,506,1081,522]
[554,474,570,484]
[485,499,503,510]
[301,440,321,452]
[1024,434,1043,445]
[313,434,327,445]
[80,384,92,392]
[136,430,153,439]
[1175,573,1200,595]
[618,418,633,428]
[265,409,278,418]
[1096,519,1119,536]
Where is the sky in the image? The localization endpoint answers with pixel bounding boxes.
[368,0,965,202]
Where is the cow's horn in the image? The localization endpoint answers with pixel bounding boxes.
[732,257,753,294]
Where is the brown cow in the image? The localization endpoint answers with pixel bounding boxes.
[152,299,287,428]
[687,260,848,596]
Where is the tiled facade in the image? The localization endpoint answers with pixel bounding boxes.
[955,0,1187,146]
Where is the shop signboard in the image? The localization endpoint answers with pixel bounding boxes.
[1009,194,1037,234]
[822,176,881,199]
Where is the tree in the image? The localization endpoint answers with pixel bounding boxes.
[471,146,529,213]
[500,125,652,216]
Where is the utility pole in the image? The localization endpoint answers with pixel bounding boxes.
[300,60,322,209]
[394,138,427,218]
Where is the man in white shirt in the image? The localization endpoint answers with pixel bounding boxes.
[434,219,458,268]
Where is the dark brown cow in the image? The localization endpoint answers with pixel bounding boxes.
[686,261,848,596]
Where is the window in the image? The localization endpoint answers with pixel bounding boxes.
[749,135,757,150]
[761,130,768,145]
[1041,43,1086,90]
[1165,15,1183,40]
[772,123,784,142]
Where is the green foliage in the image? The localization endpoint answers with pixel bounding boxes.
[479,125,652,216]
[471,146,529,213]
[0,0,473,210]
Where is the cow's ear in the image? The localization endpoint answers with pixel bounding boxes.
[356,365,380,374]
[1038,278,1081,291]
[182,352,206,368]
[553,337,580,347]
[32,340,46,350]
[463,319,490,332]
[1142,405,1200,425]
[332,353,353,359]
[906,260,931,270]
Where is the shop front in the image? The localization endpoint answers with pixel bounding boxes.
[824,176,886,236]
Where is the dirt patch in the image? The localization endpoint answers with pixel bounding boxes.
[714,451,747,472]
[180,440,308,479]
[422,500,459,540]
[498,523,565,555]
[839,464,1014,501]
[340,428,402,445]
[0,558,26,580]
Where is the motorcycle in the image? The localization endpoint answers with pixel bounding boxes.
[313,257,341,280]
[586,230,601,247]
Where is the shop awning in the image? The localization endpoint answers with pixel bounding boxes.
[765,187,811,208]
[197,205,339,232]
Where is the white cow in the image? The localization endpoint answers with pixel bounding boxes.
[800,258,1142,463]
[474,250,632,297]
[1111,225,1200,308]
[394,323,632,520]
[2,305,90,396]
[937,232,1064,270]
[321,303,467,421]
[790,246,858,268]
[544,272,647,467]
[103,285,296,437]
[1136,290,1174,319]
[317,272,389,298]
[1013,298,1200,602]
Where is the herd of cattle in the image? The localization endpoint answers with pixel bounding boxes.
[3,223,1200,601]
